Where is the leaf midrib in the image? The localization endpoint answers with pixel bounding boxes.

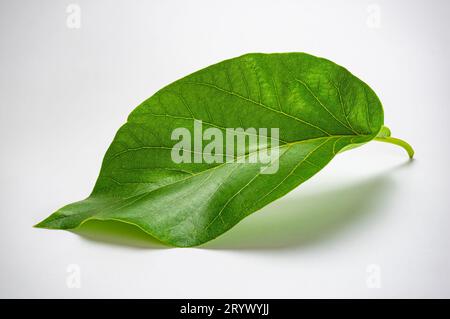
[99,133,368,204]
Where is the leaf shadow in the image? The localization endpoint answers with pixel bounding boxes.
[72,219,168,249]
[202,161,413,251]
[72,161,413,250]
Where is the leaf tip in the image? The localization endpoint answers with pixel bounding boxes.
[33,218,54,229]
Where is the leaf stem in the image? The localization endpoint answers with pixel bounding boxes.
[374,136,414,159]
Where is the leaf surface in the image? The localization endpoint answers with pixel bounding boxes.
[36,53,386,247]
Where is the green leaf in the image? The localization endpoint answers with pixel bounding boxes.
[35,53,414,247]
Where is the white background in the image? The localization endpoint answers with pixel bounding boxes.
[1,0,449,298]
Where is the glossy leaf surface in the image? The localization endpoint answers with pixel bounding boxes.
[36,53,392,246]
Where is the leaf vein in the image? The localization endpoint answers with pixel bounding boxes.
[183,81,332,136]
